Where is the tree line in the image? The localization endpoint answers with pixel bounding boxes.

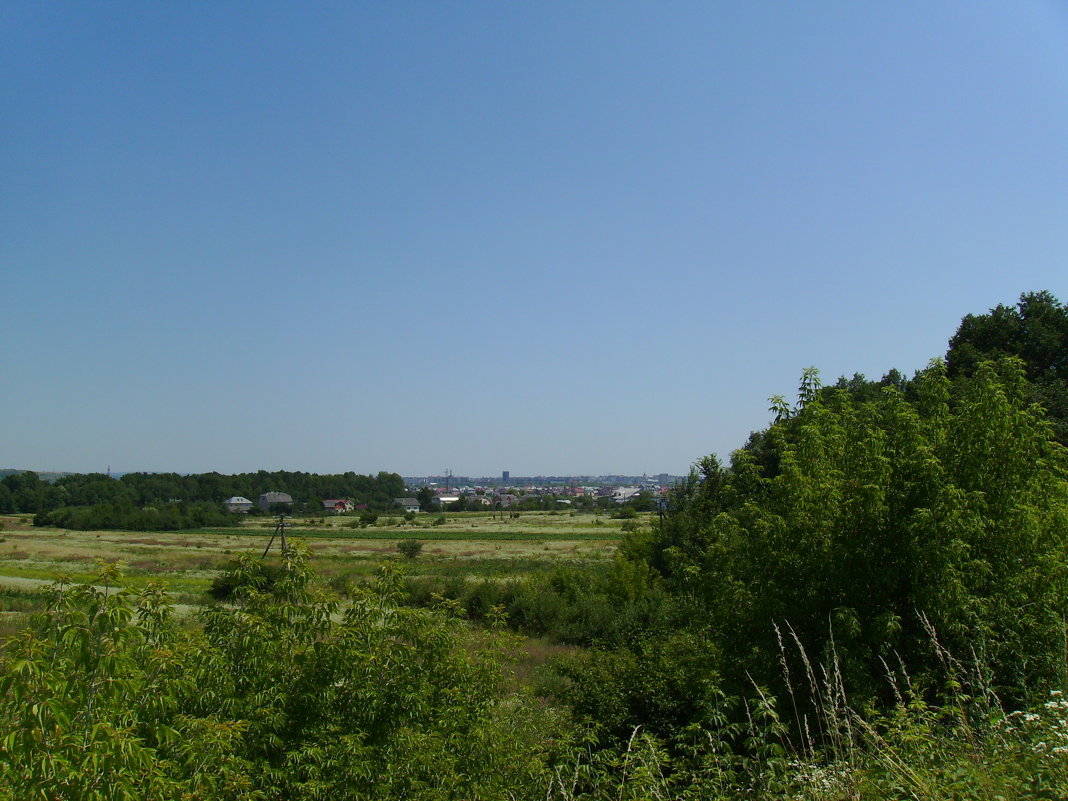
[0,468,406,520]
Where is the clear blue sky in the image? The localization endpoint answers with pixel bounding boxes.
[2,1,1066,477]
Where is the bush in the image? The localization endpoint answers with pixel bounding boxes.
[207,559,285,601]
[398,539,424,559]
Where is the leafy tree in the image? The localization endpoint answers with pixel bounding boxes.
[655,359,1068,709]
[416,485,436,512]
[207,558,285,600]
[595,496,616,512]
[627,490,658,512]
[1,470,46,513]
[947,290,1068,444]
[54,473,135,507]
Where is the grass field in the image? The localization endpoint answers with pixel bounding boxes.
[0,510,635,630]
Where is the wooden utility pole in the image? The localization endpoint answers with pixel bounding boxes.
[261,514,289,557]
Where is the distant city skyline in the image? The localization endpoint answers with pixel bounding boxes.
[0,466,686,488]
[3,2,1066,476]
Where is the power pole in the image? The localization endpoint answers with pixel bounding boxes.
[261,514,290,557]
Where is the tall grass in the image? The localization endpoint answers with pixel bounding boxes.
[544,619,1068,800]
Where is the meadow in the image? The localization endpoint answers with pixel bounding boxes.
[0,510,631,631]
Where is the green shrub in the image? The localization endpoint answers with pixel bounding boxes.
[398,539,424,559]
[207,558,285,600]
[0,551,568,800]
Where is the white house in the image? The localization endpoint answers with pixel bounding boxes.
[225,496,254,513]
[393,497,421,513]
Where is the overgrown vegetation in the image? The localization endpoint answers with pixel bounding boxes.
[0,550,569,799]
[4,548,1068,799]
[402,558,678,647]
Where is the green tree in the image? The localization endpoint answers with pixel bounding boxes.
[947,290,1068,444]
[0,484,14,514]
[416,485,435,512]
[2,470,46,513]
[656,359,1068,708]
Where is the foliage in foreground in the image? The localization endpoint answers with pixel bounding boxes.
[2,551,1068,799]
[0,549,564,800]
[545,684,1068,800]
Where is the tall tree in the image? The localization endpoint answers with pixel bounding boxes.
[656,359,1068,706]
[947,290,1068,444]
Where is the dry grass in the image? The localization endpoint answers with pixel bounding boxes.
[0,516,34,531]
[512,637,578,686]
[0,512,627,606]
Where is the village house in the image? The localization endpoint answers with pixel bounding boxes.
[225,496,254,513]
[321,499,355,513]
[393,497,421,514]
[258,491,293,511]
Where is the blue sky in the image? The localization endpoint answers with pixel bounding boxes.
[2,1,1067,476]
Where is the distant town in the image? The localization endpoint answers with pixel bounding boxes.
[404,472,684,493]
[396,472,686,511]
